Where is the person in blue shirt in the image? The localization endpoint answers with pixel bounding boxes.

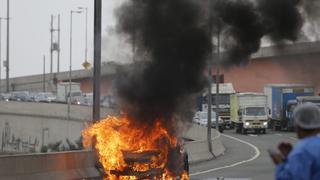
[269,103,320,180]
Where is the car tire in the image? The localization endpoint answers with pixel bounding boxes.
[219,126,224,133]
[242,128,247,135]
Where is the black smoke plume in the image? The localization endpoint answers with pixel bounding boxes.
[213,0,303,65]
[115,0,211,127]
[114,0,306,127]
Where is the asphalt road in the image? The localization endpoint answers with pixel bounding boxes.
[189,129,298,180]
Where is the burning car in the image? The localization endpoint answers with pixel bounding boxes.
[83,116,189,179]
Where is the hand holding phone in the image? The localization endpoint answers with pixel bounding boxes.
[268,148,284,165]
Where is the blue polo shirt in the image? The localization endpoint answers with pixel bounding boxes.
[276,135,320,180]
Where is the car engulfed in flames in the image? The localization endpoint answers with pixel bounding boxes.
[82,116,189,179]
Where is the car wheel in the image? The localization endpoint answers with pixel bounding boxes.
[242,128,247,135]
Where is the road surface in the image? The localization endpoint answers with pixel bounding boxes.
[189,129,298,180]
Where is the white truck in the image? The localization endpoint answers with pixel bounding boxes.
[201,83,235,128]
[230,93,268,134]
[56,82,82,103]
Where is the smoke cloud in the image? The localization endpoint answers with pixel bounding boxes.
[213,0,303,65]
[113,0,313,128]
[115,0,211,127]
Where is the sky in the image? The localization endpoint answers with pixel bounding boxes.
[0,0,127,78]
[0,0,318,79]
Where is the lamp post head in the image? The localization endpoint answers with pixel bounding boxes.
[82,60,92,70]
[78,7,87,10]
[71,10,83,14]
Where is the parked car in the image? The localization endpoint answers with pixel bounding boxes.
[33,92,56,103]
[193,111,224,132]
[9,91,31,101]
[67,91,84,105]
[101,95,117,108]
[82,93,93,106]
[0,93,10,101]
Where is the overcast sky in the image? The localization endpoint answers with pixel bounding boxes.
[0,0,127,78]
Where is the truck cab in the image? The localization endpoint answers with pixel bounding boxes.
[200,83,235,129]
[285,100,297,131]
[231,93,268,134]
[264,84,314,131]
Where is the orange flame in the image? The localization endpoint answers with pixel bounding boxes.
[82,116,189,179]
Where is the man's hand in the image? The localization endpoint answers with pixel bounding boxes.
[270,153,284,165]
[278,142,293,158]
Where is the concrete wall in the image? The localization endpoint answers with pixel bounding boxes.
[3,41,320,94]
[183,123,225,163]
[214,53,320,94]
[0,123,225,179]
[0,62,118,93]
[0,102,115,154]
[0,151,100,180]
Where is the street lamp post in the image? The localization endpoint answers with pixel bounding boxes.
[78,7,88,62]
[0,18,2,89]
[6,0,10,93]
[78,7,92,70]
[68,10,83,120]
[93,0,102,122]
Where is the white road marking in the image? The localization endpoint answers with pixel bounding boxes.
[190,134,261,177]
[275,133,298,141]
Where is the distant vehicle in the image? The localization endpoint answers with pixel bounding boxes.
[193,111,224,133]
[285,100,297,131]
[199,83,235,129]
[10,91,31,101]
[264,84,314,131]
[101,94,117,108]
[67,91,84,105]
[56,82,81,103]
[33,92,56,103]
[82,93,93,106]
[231,93,268,134]
[0,93,10,101]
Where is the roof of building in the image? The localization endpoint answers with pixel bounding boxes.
[236,92,266,96]
[264,84,314,88]
[252,41,320,59]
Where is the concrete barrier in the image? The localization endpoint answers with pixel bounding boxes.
[0,102,116,154]
[0,102,225,178]
[183,123,225,164]
[0,151,100,180]
[0,123,225,179]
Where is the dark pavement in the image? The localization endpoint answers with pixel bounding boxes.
[190,129,297,180]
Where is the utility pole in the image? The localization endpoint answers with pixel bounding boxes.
[6,0,10,93]
[50,15,61,77]
[215,26,221,133]
[68,10,83,120]
[93,0,102,122]
[0,18,2,89]
[57,14,61,73]
[207,0,213,154]
[43,55,46,92]
[50,15,53,76]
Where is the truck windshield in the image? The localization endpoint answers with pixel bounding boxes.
[200,112,217,119]
[286,103,297,112]
[245,107,266,116]
[303,100,320,107]
[212,94,230,105]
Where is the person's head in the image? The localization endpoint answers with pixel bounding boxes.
[293,103,320,139]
